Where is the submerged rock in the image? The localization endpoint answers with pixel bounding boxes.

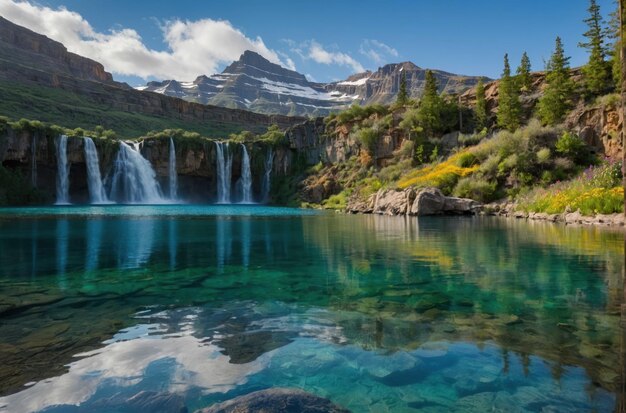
[196,388,351,413]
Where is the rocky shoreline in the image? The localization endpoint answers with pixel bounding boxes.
[481,202,625,227]
[345,186,625,228]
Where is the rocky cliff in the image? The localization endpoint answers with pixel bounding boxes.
[0,18,305,136]
[0,124,297,204]
[459,68,623,158]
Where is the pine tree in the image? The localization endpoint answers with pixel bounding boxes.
[416,70,444,136]
[579,0,611,95]
[516,52,532,92]
[397,72,409,105]
[538,37,575,125]
[497,54,522,131]
[608,7,621,87]
[474,79,488,130]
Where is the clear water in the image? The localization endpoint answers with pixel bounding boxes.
[0,206,624,413]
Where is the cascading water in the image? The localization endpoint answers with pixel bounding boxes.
[215,141,233,203]
[168,138,178,201]
[107,142,166,204]
[239,144,253,203]
[55,134,70,205]
[84,138,109,204]
[261,147,274,203]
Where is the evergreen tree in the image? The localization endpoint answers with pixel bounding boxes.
[416,70,443,136]
[538,37,575,125]
[579,0,611,95]
[496,54,522,131]
[516,52,532,92]
[608,7,621,88]
[474,79,488,130]
[397,71,409,105]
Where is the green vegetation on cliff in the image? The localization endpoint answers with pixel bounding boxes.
[0,81,246,138]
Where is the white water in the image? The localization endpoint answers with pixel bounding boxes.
[261,147,274,203]
[107,142,167,204]
[169,138,178,200]
[240,144,253,203]
[31,134,37,187]
[84,138,109,204]
[215,142,233,203]
[55,135,70,205]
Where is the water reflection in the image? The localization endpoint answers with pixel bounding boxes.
[0,210,623,412]
[85,219,103,272]
[56,219,68,289]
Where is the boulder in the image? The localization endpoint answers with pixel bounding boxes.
[373,188,415,215]
[410,187,446,216]
[195,388,350,413]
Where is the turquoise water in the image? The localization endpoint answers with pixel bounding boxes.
[0,205,624,412]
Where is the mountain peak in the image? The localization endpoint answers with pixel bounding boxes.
[222,49,307,84]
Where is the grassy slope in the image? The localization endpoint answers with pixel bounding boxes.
[0,81,245,139]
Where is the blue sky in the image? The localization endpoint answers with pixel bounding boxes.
[2,0,616,86]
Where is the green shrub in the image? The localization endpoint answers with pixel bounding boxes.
[536,147,551,164]
[455,151,478,168]
[322,191,349,210]
[453,177,497,202]
[555,131,589,163]
[354,127,379,154]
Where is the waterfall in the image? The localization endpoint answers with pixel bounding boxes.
[240,144,253,203]
[215,141,233,203]
[261,147,274,203]
[31,134,37,187]
[55,134,70,205]
[84,138,109,204]
[169,137,178,200]
[107,141,166,204]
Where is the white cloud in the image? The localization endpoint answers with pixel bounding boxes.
[359,39,399,65]
[0,0,294,80]
[308,41,364,73]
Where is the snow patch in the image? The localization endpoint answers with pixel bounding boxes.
[337,77,369,86]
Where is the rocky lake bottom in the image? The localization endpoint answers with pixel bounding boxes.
[0,205,624,412]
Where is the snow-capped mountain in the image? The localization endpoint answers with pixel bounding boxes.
[138,51,490,116]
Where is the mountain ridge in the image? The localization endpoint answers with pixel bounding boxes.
[0,17,305,137]
[140,51,491,116]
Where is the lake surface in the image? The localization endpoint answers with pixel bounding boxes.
[0,205,624,412]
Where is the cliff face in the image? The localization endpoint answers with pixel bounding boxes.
[0,18,305,135]
[0,17,115,85]
[0,126,299,204]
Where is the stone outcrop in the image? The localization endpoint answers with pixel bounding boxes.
[195,388,350,413]
[348,187,481,216]
[566,101,623,158]
[286,118,358,165]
